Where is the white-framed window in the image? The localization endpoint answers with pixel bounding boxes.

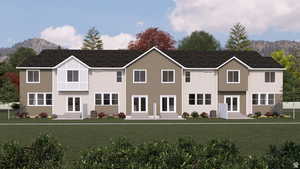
[227,70,240,83]
[265,72,275,83]
[67,70,79,82]
[117,71,122,82]
[132,95,148,113]
[189,93,211,105]
[133,69,146,83]
[67,96,80,112]
[161,69,175,83]
[95,93,118,106]
[27,93,52,106]
[185,71,191,82]
[26,70,40,83]
[160,95,176,113]
[252,93,275,105]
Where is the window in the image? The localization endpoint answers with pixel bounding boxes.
[260,94,266,105]
[132,96,148,112]
[67,97,80,112]
[28,93,52,106]
[67,70,79,82]
[27,70,40,83]
[133,70,146,83]
[185,71,190,82]
[95,94,102,105]
[265,72,275,82]
[205,94,211,105]
[189,94,195,105]
[103,94,110,105]
[197,94,203,105]
[160,96,176,112]
[268,94,275,105]
[95,93,118,106]
[227,70,240,83]
[161,70,175,83]
[117,71,122,82]
[252,94,259,105]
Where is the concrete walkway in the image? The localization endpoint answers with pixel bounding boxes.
[0,122,300,125]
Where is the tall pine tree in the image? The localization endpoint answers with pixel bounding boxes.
[226,23,251,51]
[81,27,103,50]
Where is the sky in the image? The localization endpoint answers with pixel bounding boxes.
[1,0,300,49]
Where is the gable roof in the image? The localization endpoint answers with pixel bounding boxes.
[17,47,284,70]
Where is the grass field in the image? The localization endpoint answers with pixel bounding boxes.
[0,111,300,166]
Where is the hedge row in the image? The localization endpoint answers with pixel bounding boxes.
[0,134,299,169]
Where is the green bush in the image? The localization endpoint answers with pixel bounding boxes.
[182,112,189,119]
[0,141,27,169]
[191,111,199,118]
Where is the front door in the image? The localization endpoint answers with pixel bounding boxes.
[67,96,81,112]
[224,96,239,113]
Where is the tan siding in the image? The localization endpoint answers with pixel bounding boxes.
[95,106,118,114]
[218,59,248,91]
[126,50,182,115]
[19,70,52,115]
[252,94,282,113]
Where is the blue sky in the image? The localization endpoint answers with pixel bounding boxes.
[1,0,300,49]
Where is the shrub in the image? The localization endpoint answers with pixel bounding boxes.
[118,112,126,119]
[273,112,280,117]
[254,112,262,117]
[0,141,27,169]
[16,112,29,119]
[11,103,20,110]
[182,112,189,119]
[51,114,58,119]
[265,112,273,117]
[38,112,48,118]
[201,112,209,118]
[191,111,199,118]
[97,112,106,119]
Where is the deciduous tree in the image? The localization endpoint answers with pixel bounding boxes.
[178,31,220,50]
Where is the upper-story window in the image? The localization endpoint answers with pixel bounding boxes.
[67,70,79,82]
[185,71,191,82]
[117,71,122,82]
[265,72,275,82]
[227,70,240,83]
[133,69,146,83]
[27,70,40,83]
[161,69,175,83]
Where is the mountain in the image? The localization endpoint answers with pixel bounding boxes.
[0,38,59,61]
[251,40,300,57]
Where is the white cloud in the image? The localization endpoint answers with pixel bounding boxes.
[169,0,300,34]
[40,25,83,49]
[102,33,135,49]
[136,21,144,27]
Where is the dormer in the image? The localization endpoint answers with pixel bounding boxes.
[56,56,89,91]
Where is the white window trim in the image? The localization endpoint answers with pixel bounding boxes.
[131,95,148,113]
[188,93,211,105]
[161,69,175,83]
[26,70,40,83]
[185,71,191,83]
[252,93,276,106]
[66,69,80,83]
[265,72,276,83]
[133,69,147,84]
[27,92,52,106]
[160,95,176,113]
[94,92,119,106]
[66,96,81,112]
[224,95,240,112]
[226,70,240,84]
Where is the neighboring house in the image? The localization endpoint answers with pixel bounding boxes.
[16,47,284,119]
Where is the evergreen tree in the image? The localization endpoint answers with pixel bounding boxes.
[226,23,251,51]
[81,27,103,50]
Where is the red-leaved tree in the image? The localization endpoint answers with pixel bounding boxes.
[128,27,176,50]
[1,72,19,89]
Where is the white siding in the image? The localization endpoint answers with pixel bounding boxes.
[182,70,218,114]
[57,58,89,91]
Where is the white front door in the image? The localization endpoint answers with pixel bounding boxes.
[160,95,176,113]
[224,95,240,113]
[67,96,81,112]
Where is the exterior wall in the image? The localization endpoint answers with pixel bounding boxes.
[248,71,283,113]
[182,70,218,115]
[126,50,182,115]
[218,92,247,115]
[89,70,126,114]
[19,70,52,115]
[218,59,249,92]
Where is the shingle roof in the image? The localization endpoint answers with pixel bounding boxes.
[19,49,283,69]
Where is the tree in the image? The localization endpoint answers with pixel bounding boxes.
[178,31,220,50]
[8,47,36,70]
[81,27,103,50]
[226,23,251,51]
[1,72,19,88]
[128,27,176,50]
[0,78,18,103]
